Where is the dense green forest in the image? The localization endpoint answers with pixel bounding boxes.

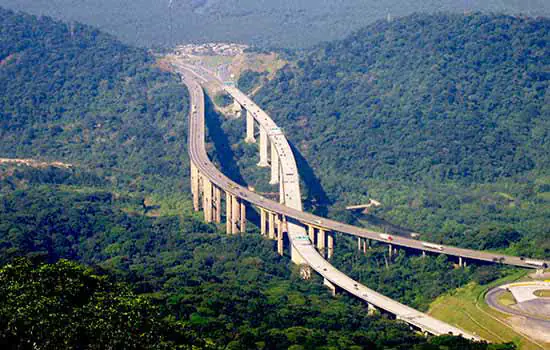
[0,0,549,48]
[1,165,510,349]
[247,13,550,258]
[0,7,190,194]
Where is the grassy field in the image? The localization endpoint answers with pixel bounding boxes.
[533,290,550,298]
[498,291,517,306]
[428,270,546,350]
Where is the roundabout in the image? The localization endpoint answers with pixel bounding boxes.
[486,281,550,345]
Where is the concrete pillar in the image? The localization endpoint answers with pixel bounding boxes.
[422,250,426,258]
[324,278,337,296]
[388,244,393,259]
[231,195,240,234]
[203,177,213,223]
[317,229,326,257]
[327,233,334,259]
[268,212,276,239]
[363,239,368,253]
[308,225,315,244]
[225,192,232,234]
[245,110,256,143]
[214,187,222,223]
[191,163,200,211]
[358,237,361,251]
[260,208,267,236]
[270,145,279,185]
[367,303,378,316]
[277,216,284,256]
[459,256,463,267]
[240,201,246,233]
[258,127,269,167]
[233,99,242,116]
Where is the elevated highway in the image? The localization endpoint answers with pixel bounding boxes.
[180,64,487,339]
[178,62,548,271]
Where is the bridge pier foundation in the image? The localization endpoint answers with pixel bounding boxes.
[260,208,267,236]
[270,146,279,184]
[258,127,269,167]
[240,201,246,233]
[245,109,256,143]
[203,177,213,223]
[323,278,337,296]
[225,192,232,234]
[191,163,200,211]
[233,99,242,116]
[317,229,326,257]
[268,212,276,239]
[308,225,315,244]
[277,216,284,256]
[231,195,240,234]
[327,233,334,259]
[367,303,378,316]
[214,187,222,223]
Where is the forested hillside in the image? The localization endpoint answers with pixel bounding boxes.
[250,13,550,256]
[0,7,189,193]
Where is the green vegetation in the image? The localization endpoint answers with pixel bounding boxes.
[0,168,500,349]
[251,13,550,258]
[0,258,197,349]
[428,272,541,349]
[497,291,517,306]
[533,290,550,297]
[0,7,190,194]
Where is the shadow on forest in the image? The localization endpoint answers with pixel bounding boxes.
[203,94,260,225]
[288,141,330,217]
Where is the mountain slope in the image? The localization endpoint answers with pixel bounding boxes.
[251,13,550,254]
[0,7,189,193]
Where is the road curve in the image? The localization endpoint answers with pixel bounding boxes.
[177,62,547,271]
[179,65,484,340]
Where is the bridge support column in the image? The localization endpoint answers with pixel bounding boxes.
[203,177,213,223]
[459,257,467,268]
[270,145,279,185]
[268,212,276,239]
[214,187,222,223]
[231,195,240,234]
[317,229,326,257]
[225,192,232,234]
[308,225,315,244]
[258,127,269,167]
[277,216,284,256]
[191,163,200,211]
[422,250,426,258]
[363,239,369,253]
[323,278,337,297]
[240,201,246,233]
[327,233,334,259]
[233,99,242,116]
[388,244,393,259]
[367,303,378,316]
[357,237,361,251]
[260,208,267,236]
[245,110,256,143]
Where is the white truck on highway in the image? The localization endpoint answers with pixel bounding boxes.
[379,233,393,241]
[422,242,444,251]
[525,260,548,268]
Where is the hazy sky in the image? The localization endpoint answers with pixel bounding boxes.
[1,0,548,48]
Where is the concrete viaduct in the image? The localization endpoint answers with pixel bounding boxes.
[177,62,548,340]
